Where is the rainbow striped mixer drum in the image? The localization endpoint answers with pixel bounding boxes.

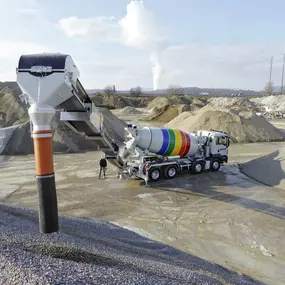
[134,127,199,157]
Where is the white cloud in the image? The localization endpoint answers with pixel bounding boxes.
[118,0,166,49]
[0,41,49,59]
[0,40,51,81]
[58,16,119,41]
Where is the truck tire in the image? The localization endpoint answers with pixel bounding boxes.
[192,161,203,174]
[164,165,178,179]
[148,167,162,182]
[210,159,221,172]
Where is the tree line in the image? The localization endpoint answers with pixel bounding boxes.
[102,84,184,97]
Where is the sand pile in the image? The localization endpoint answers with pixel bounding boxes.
[0,204,262,284]
[240,147,285,190]
[0,81,22,96]
[209,97,255,110]
[166,106,285,143]
[1,85,127,156]
[117,106,142,116]
[147,97,205,123]
[128,97,153,108]
[148,97,173,109]
[0,91,28,127]
[91,95,133,109]
[148,96,205,110]
[148,104,191,123]
[2,108,127,155]
[2,119,98,155]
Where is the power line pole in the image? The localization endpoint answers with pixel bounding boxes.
[281,54,285,95]
[269,56,273,95]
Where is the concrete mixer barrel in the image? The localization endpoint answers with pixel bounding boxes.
[135,127,198,157]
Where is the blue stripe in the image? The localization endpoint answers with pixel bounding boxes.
[157,128,169,155]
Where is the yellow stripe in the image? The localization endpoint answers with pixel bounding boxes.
[170,129,182,156]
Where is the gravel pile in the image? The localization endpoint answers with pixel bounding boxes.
[0,204,262,284]
[0,91,28,128]
[91,95,134,109]
[165,106,285,143]
[251,95,285,118]
[117,106,142,115]
[251,95,285,112]
[147,97,173,109]
[209,97,255,110]
[148,104,191,123]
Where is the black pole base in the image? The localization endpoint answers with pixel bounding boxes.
[36,173,59,234]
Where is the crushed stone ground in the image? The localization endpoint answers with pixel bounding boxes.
[0,204,262,285]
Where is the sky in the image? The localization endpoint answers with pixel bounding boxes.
[1,0,285,91]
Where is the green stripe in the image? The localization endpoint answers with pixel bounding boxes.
[164,129,176,156]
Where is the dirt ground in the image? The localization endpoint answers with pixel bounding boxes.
[1,142,285,285]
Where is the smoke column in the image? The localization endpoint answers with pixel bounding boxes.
[119,0,163,90]
[150,50,162,91]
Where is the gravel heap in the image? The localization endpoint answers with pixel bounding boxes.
[251,95,285,112]
[0,204,262,284]
[251,95,285,118]
[91,95,134,109]
[0,91,28,127]
[147,104,191,123]
[117,106,142,115]
[165,106,285,143]
[147,97,173,109]
[208,97,255,110]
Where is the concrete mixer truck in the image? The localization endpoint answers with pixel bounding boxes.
[118,125,230,182]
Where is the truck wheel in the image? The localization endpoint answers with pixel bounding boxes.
[148,168,162,182]
[192,161,203,174]
[210,159,221,172]
[164,165,178,179]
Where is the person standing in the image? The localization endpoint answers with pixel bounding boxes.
[99,155,107,179]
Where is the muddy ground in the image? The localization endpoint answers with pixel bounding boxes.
[1,142,285,285]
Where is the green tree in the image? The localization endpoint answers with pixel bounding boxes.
[104,85,116,96]
[264,81,273,95]
[130,86,142,96]
[167,84,183,96]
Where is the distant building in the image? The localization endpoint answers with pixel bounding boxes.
[199,92,210,96]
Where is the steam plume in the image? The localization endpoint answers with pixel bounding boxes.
[119,0,163,90]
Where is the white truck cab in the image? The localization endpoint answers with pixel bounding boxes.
[196,129,230,159]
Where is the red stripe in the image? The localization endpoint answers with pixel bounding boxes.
[33,130,52,134]
[178,131,187,156]
[182,133,191,157]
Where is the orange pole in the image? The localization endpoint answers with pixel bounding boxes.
[32,130,54,176]
[31,127,59,234]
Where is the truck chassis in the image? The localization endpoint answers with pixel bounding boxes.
[126,154,228,183]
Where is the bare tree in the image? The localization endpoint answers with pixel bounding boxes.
[104,85,116,96]
[167,84,183,96]
[264,81,274,96]
[130,86,142,96]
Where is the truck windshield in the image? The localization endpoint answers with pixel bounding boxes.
[215,136,229,146]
